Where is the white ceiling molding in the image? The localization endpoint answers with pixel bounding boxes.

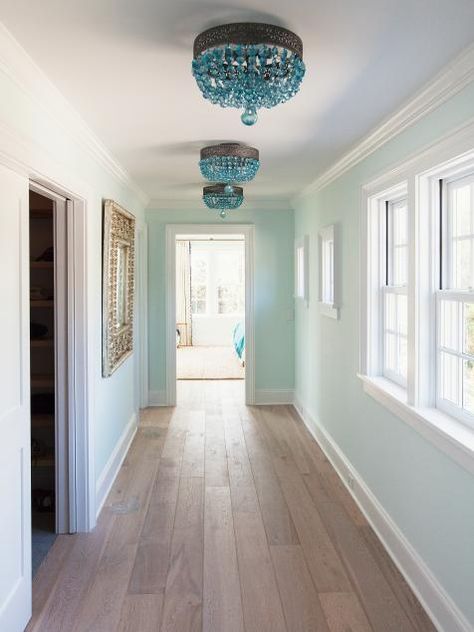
[293,42,474,205]
[147,198,292,211]
[0,23,149,206]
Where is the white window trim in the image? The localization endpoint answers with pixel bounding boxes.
[360,118,474,474]
[295,235,309,307]
[318,224,339,319]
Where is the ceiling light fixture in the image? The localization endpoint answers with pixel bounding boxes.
[199,143,260,192]
[192,22,305,125]
[202,183,244,218]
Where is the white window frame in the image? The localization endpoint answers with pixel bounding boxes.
[360,121,474,475]
[295,235,309,307]
[318,224,339,319]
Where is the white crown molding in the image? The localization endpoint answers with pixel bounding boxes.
[294,42,474,205]
[147,197,292,211]
[0,22,149,206]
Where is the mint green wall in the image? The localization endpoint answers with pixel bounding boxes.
[294,82,474,626]
[146,208,295,395]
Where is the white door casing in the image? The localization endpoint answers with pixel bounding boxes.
[0,165,31,631]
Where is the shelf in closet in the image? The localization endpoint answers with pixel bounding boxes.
[30,209,53,219]
[30,261,54,269]
[31,414,54,429]
[31,374,54,388]
[30,300,54,308]
[30,338,54,348]
[31,456,54,468]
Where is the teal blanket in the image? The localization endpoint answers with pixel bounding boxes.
[232,321,245,359]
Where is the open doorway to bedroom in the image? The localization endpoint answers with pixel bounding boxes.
[175,235,245,381]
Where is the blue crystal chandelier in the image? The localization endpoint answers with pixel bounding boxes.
[192,22,305,125]
[203,184,244,218]
[199,143,259,192]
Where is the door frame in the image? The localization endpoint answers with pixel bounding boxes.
[29,180,91,533]
[165,223,255,406]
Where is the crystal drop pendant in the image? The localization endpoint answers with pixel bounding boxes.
[241,108,258,126]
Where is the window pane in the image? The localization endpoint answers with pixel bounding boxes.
[387,198,408,286]
[399,336,408,379]
[447,178,474,290]
[439,351,461,406]
[296,246,305,298]
[384,292,396,331]
[393,245,407,286]
[321,238,334,304]
[464,302,474,356]
[463,359,474,414]
[452,184,472,237]
[397,294,407,336]
[384,333,397,373]
[439,299,461,351]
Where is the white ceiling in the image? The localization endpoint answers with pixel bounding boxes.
[1,0,473,205]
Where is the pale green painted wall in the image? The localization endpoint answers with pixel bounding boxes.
[146,207,295,395]
[294,82,474,626]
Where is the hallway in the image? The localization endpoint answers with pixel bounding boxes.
[27,381,434,632]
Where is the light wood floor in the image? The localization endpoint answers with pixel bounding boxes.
[27,380,436,632]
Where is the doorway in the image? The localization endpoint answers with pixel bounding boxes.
[28,184,79,576]
[176,236,245,380]
[166,224,255,405]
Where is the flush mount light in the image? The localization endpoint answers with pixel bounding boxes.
[192,22,305,125]
[199,143,260,191]
[202,183,244,218]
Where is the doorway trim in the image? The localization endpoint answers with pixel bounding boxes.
[29,179,91,533]
[165,223,255,405]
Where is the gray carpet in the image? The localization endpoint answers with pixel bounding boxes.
[32,512,56,576]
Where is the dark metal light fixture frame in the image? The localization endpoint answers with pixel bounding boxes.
[193,22,303,59]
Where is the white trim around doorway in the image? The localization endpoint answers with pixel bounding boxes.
[29,179,92,533]
[165,224,255,406]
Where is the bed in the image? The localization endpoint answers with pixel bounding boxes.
[232,321,245,364]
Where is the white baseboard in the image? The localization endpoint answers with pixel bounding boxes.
[254,389,294,405]
[95,412,138,518]
[293,396,472,632]
[148,390,168,406]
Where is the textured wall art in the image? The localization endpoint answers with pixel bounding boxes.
[102,199,135,377]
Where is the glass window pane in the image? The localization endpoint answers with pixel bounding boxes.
[440,351,461,406]
[463,359,474,414]
[440,299,461,351]
[464,302,474,356]
[385,292,396,331]
[399,336,408,379]
[393,202,407,245]
[397,294,407,336]
[384,333,397,373]
[393,245,407,286]
[452,238,473,290]
[452,184,472,237]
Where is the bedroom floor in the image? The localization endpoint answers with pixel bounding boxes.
[177,346,244,380]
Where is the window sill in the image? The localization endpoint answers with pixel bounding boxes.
[319,302,339,319]
[357,374,474,475]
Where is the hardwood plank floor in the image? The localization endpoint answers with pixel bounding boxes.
[27,380,436,632]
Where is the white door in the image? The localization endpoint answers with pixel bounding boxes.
[0,165,31,631]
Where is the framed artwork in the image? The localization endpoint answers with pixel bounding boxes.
[318,224,339,319]
[102,199,136,377]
